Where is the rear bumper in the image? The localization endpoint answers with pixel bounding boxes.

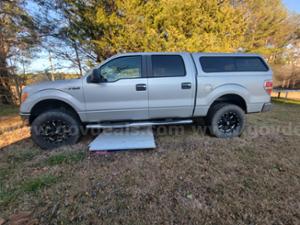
[20,112,30,125]
[261,103,272,112]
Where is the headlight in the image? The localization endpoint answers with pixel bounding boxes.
[21,92,29,103]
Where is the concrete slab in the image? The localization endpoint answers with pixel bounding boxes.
[89,127,156,151]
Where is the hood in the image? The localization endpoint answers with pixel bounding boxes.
[22,79,82,94]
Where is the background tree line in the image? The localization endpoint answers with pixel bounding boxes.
[1,0,300,104]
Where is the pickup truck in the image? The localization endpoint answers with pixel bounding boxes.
[20,52,272,149]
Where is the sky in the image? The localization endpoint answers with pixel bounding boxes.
[23,1,78,74]
[25,0,300,74]
[283,0,300,13]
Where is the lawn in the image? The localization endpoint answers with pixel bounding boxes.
[0,104,18,117]
[0,104,26,148]
[0,102,299,225]
[271,97,300,105]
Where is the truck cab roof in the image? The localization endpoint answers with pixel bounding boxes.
[115,52,262,57]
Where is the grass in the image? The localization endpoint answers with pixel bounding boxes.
[272,97,300,105]
[0,174,59,206]
[0,102,299,224]
[21,175,58,192]
[0,105,25,148]
[6,148,40,163]
[45,151,86,166]
[0,104,19,117]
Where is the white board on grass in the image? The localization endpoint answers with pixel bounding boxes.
[89,127,156,151]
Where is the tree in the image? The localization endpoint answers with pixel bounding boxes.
[55,0,247,60]
[41,0,296,64]
[33,0,98,75]
[0,0,39,104]
[240,0,297,61]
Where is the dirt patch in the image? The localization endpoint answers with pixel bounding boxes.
[0,103,299,224]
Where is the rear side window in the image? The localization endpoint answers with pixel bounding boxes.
[235,57,269,71]
[151,55,186,77]
[200,56,269,73]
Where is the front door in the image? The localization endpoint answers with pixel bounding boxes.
[83,55,148,122]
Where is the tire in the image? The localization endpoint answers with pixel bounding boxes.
[207,103,245,138]
[31,110,81,150]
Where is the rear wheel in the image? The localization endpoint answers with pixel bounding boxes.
[31,110,81,149]
[207,103,245,138]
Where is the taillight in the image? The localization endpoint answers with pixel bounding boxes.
[264,80,273,95]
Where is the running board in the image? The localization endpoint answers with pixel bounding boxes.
[86,119,193,129]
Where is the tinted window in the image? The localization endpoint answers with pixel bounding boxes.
[200,56,268,73]
[200,57,235,72]
[100,56,142,81]
[235,57,268,71]
[151,55,186,77]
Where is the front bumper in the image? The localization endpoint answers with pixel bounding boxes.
[261,103,272,112]
[20,112,30,125]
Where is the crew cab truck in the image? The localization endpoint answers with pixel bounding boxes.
[20,52,272,149]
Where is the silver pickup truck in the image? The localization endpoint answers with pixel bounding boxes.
[20,52,272,149]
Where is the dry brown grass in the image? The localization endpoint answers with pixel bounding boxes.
[0,115,28,148]
[0,103,300,225]
[272,91,300,101]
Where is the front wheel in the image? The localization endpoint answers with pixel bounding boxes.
[31,110,81,149]
[207,103,245,138]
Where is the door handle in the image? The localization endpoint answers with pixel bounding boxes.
[181,82,192,89]
[136,83,147,91]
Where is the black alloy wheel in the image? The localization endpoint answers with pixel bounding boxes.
[31,110,81,149]
[208,103,245,138]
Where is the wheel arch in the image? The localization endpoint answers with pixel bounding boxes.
[29,99,82,124]
[208,93,247,114]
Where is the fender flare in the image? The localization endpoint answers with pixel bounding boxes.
[20,89,86,122]
[197,84,250,115]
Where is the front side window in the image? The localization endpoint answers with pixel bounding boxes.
[200,56,269,73]
[151,55,186,77]
[100,56,142,82]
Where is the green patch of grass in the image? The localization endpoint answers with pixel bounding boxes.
[242,177,257,189]
[0,168,11,184]
[46,151,86,166]
[7,148,40,163]
[0,174,58,206]
[0,168,16,204]
[0,104,19,117]
[0,187,19,206]
[272,97,300,105]
[0,168,9,179]
[21,174,58,192]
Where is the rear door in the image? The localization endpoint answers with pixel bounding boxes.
[147,53,196,119]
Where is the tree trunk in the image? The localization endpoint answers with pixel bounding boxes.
[73,42,83,77]
[12,74,22,105]
[48,51,55,81]
[0,54,14,104]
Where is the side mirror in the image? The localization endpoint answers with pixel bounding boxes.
[88,69,106,83]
